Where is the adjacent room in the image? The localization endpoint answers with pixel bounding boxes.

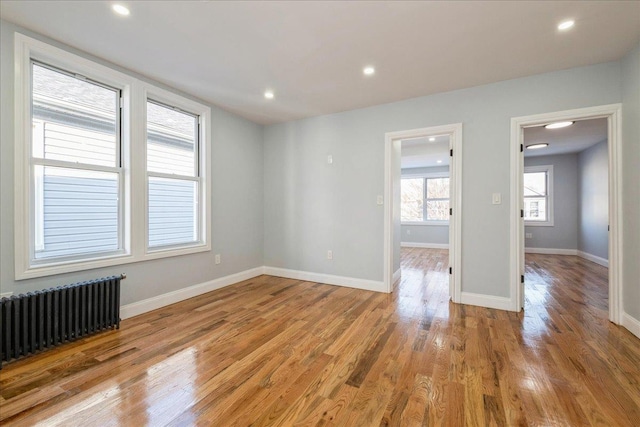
[1,1,639,426]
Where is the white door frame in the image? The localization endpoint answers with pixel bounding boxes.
[384,123,463,300]
[509,104,623,323]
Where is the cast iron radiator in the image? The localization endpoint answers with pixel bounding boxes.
[0,274,125,367]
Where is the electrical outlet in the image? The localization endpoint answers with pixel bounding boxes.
[525,233,532,239]
[406,229,411,235]
[215,254,221,264]
[376,195,383,205]
[327,250,333,260]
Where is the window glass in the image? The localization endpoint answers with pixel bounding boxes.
[148,177,198,248]
[401,178,424,221]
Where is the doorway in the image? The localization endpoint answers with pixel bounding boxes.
[510,104,623,323]
[384,124,462,301]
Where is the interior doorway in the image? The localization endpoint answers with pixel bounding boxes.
[510,104,623,323]
[384,124,462,301]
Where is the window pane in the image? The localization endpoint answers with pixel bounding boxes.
[147,101,197,176]
[401,178,423,221]
[524,197,547,221]
[426,178,449,199]
[524,172,546,196]
[149,177,198,247]
[32,63,118,167]
[426,200,450,221]
[35,166,119,260]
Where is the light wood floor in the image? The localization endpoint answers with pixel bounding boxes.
[1,249,639,426]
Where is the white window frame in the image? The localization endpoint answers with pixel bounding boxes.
[14,34,211,280]
[401,172,450,226]
[523,164,554,227]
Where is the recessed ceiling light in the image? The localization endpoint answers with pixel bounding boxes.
[436,160,443,164]
[558,20,575,31]
[363,66,375,76]
[429,137,436,142]
[526,143,549,150]
[545,121,574,129]
[112,4,130,16]
[264,90,274,99]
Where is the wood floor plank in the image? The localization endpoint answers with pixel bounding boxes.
[1,251,639,426]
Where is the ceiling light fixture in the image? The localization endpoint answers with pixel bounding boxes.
[112,4,130,16]
[264,90,274,99]
[526,143,549,150]
[436,160,443,164]
[558,20,575,31]
[545,121,574,129]
[363,66,375,76]
[429,137,436,142]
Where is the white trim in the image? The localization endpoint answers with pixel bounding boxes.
[120,267,264,319]
[510,104,623,324]
[525,247,578,255]
[622,312,640,339]
[385,123,462,303]
[460,292,513,311]
[263,267,387,293]
[401,221,449,226]
[577,251,609,268]
[402,242,449,249]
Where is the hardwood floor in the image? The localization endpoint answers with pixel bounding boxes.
[1,249,639,426]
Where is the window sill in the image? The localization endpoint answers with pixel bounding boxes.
[402,221,449,226]
[525,221,554,227]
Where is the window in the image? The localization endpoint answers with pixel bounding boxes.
[401,175,450,223]
[524,165,553,226]
[31,62,124,263]
[15,34,211,279]
[146,100,200,249]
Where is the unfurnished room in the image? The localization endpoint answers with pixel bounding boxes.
[0,1,639,426]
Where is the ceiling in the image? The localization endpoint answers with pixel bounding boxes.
[524,118,608,157]
[401,136,450,169]
[1,1,639,125]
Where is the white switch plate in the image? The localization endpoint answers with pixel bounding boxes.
[492,193,501,204]
[406,229,411,235]
[376,195,383,205]
[215,254,221,264]
[327,155,333,164]
[327,250,333,260]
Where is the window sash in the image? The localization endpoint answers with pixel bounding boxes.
[524,170,550,222]
[401,176,450,222]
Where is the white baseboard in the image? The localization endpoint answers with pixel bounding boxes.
[460,292,514,312]
[525,247,578,255]
[120,266,265,319]
[401,242,449,249]
[263,266,387,293]
[622,312,640,339]
[577,251,609,267]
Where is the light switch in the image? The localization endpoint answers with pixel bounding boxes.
[327,155,333,164]
[492,193,501,204]
[377,195,383,205]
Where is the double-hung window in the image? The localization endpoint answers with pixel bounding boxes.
[15,34,211,279]
[524,165,553,226]
[401,175,450,223]
[30,62,124,263]
[146,100,200,249]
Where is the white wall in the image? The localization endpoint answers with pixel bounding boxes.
[0,21,265,305]
[524,154,579,250]
[621,42,640,321]
[578,140,609,260]
[263,60,622,298]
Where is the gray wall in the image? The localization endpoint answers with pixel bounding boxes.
[263,60,622,298]
[0,21,265,305]
[401,166,449,245]
[578,140,609,260]
[621,42,640,320]
[524,154,579,250]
